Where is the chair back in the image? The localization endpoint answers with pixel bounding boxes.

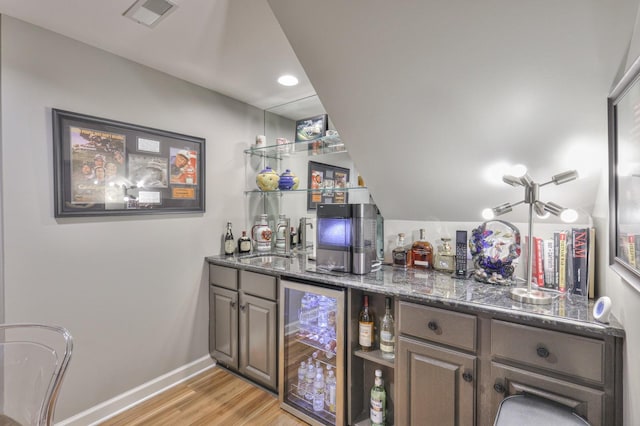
[0,324,73,426]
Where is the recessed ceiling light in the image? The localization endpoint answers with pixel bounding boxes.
[123,0,177,28]
[278,75,299,86]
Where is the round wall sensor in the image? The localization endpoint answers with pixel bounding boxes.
[593,296,612,324]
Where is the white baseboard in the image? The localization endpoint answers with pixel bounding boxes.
[57,355,216,426]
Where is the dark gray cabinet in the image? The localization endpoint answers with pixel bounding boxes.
[396,302,477,426]
[209,264,278,391]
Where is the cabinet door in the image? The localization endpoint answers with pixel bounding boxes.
[239,292,277,390]
[397,336,476,426]
[210,286,238,369]
[486,362,604,426]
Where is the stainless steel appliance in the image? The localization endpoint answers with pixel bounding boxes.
[279,279,345,426]
[315,203,380,274]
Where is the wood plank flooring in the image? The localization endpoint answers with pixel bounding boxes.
[99,366,309,426]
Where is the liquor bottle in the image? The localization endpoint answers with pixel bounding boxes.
[370,369,386,426]
[392,233,413,268]
[412,228,433,269]
[358,295,374,352]
[297,361,307,397]
[379,297,395,360]
[237,230,252,254]
[325,367,337,413]
[312,367,325,412]
[434,237,456,273]
[224,222,235,256]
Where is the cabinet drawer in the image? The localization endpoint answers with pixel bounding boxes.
[491,320,604,384]
[209,264,238,290]
[398,301,477,352]
[239,270,277,301]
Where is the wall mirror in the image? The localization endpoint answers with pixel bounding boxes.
[245,95,368,233]
[608,54,640,293]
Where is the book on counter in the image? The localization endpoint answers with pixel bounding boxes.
[526,227,595,297]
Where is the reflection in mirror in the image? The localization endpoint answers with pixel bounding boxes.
[248,95,369,241]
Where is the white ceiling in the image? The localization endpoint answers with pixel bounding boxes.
[0,0,316,113]
[3,0,640,223]
[269,0,640,222]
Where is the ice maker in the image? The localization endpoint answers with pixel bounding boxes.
[316,203,380,274]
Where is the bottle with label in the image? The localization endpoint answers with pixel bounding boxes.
[297,361,307,397]
[305,359,315,401]
[380,297,395,360]
[313,368,325,412]
[370,369,386,426]
[392,233,413,268]
[434,237,456,273]
[358,294,374,352]
[325,366,336,413]
[224,222,235,256]
[237,230,252,254]
[412,228,433,269]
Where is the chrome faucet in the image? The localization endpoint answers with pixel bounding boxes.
[299,217,313,251]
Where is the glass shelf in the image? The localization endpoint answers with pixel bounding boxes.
[244,135,346,160]
[244,186,368,195]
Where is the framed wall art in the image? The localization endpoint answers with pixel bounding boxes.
[295,114,328,142]
[307,160,350,210]
[608,54,640,292]
[52,109,205,217]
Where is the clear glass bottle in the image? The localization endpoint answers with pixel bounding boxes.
[305,358,315,401]
[325,367,336,413]
[358,295,374,352]
[297,361,307,397]
[411,228,433,269]
[237,230,251,254]
[379,297,395,360]
[392,233,412,268]
[224,222,235,255]
[370,369,386,426]
[434,237,456,273]
[313,367,325,412]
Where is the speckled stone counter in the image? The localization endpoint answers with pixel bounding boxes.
[205,253,624,339]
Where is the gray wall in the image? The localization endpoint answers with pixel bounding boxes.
[0,16,261,420]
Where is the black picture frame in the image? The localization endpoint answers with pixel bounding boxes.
[608,55,640,292]
[295,114,328,142]
[307,160,350,210]
[52,109,205,217]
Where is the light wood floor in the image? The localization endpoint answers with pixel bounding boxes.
[99,366,309,426]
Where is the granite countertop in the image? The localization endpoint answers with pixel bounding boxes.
[206,253,625,339]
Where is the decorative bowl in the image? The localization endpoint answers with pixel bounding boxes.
[279,169,299,190]
[256,166,280,191]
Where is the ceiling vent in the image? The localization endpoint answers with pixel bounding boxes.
[123,0,177,28]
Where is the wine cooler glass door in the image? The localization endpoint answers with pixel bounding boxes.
[279,279,345,426]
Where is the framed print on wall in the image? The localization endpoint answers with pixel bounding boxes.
[307,160,350,210]
[52,109,205,217]
[295,114,328,142]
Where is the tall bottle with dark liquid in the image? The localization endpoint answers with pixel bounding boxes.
[237,230,251,254]
[358,295,374,352]
[224,221,235,256]
[392,233,412,268]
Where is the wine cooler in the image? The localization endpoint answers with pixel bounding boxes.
[279,278,346,426]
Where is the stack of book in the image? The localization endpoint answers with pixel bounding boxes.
[527,227,595,298]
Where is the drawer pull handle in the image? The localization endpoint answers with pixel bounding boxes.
[230,301,236,308]
[427,321,438,331]
[493,383,506,394]
[240,304,246,312]
[536,345,550,358]
[462,372,473,382]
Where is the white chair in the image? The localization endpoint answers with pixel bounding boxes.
[0,324,73,426]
